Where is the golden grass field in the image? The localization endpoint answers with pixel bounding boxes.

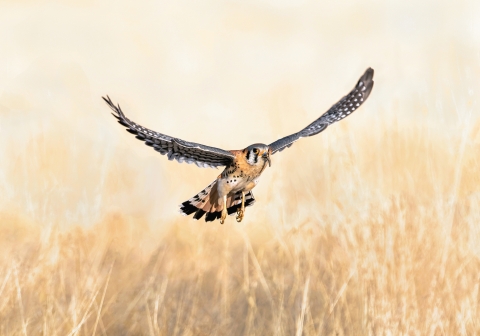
[1,0,480,335]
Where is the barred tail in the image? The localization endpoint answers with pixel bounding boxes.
[179,181,256,222]
[226,191,255,216]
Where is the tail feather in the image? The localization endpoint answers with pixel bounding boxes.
[179,202,198,216]
[179,181,256,222]
[205,211,221,222]
[227,191,255,216]
[193,209,206,220]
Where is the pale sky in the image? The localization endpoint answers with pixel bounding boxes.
[1,0,479,227]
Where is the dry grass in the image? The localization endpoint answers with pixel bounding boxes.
[1,0,480,335]
[1,114,480,335]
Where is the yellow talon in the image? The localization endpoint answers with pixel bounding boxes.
[236,191,246,222]
[236,209,244,222]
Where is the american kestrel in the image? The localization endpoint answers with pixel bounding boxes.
[104,68,374,224]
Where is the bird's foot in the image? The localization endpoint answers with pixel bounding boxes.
[220,209,227,224]
[236,208,244,222]
[236,191,246,222]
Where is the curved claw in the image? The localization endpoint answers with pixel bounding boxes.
[236,208,244,222]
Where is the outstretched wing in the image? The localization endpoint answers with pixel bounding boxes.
[103,96,235,168]
[269,68,374,154]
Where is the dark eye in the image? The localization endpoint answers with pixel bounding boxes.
[253,148,259,154]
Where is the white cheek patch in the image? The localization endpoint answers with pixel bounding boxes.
[246,150,257,165]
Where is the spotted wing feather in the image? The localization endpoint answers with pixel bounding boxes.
[269,68,374,154]
[103,96,235,168]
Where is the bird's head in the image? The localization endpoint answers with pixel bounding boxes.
[244,143,271,167]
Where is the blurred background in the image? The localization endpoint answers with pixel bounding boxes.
[1,0,480,334]
[1,0,478,228]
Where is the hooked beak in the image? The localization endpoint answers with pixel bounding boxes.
[262,152,271,167]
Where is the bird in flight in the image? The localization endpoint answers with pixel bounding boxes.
[103,68,374,224]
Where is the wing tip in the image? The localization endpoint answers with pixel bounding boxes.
[102,95,126,119]
[359,68,374,86]
[364,67,374,80]
[102,95,116,111]
[359,67,374,100]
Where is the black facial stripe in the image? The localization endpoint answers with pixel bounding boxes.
[254,152,258,164]
[246,150,251,162]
